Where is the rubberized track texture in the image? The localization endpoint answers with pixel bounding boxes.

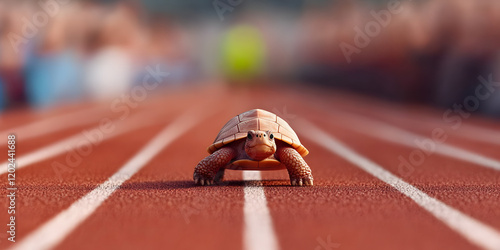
[1,85,500,250]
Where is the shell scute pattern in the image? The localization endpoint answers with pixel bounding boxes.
[207,109,308,156]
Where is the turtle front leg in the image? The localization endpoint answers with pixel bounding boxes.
[194,147,236,186]
[277,147,314,186]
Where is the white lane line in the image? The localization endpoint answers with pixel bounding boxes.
[372,108,500,147]
[307,91,500,147]
[452,123,500,146]
[332,111,500,172]
[296,120,500,250]
[10,110,206,250]
[243,171,279,250]
[0,110,169,175]
[0,105,106,145]
[0,110,165,175]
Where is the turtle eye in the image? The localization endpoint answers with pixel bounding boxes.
[247,132,252,140]
[270,134,274,139]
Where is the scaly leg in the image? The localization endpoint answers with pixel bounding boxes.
[193,147,235,186]
[277,147,314,186]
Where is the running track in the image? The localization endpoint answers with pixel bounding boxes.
[1,84,500,250]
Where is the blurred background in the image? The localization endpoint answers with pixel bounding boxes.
[1,0,500,116]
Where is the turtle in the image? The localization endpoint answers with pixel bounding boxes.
[193,109,313,186]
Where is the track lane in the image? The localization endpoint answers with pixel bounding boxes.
[284,87,500,172]
[295,104,500,226]
[0,124,167,250]
[3,84,500,250]
[244,91,485,250]
[259,137,480,250]
[0,103,103,131]
[333,109,500,161]
[0,87,226,249]
[313,87,500,153]
[54,99,251,250]
[298,119,500,250]
[0,108,174,175]
[299,86,500,137]
[0,105,108,147]
[0,85,224,171]
[12,109,210,250]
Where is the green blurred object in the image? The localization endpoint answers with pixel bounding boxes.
[222,25,266,83]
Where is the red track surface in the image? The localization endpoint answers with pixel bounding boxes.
[1,84,499,250]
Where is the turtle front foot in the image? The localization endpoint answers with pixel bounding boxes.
[291,176,314,186]
[193,173,215,186]
[277,147,314,186]
[193,148,235,186]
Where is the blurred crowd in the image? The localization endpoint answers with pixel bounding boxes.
[296,0,500,116]
[1,0,500,116]
[0,1,195,110]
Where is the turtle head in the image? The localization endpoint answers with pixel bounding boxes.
[245,130,276,161]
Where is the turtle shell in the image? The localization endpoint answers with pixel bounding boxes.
[207,109,309,157]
